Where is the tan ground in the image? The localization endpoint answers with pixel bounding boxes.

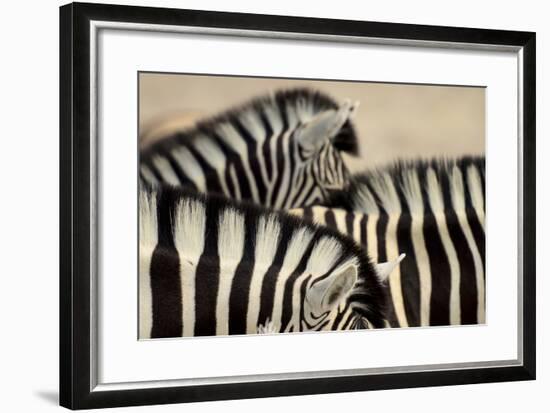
[139,73,485,172]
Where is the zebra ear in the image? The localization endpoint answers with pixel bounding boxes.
[306,263,358,313]
[298,100,357,152]
[374,254,406,283]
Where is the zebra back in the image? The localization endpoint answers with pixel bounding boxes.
[139,88,359,210]
[292,156,486,328]
[139,185,389,338]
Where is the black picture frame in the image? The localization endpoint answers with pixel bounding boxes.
[60,2,536,410]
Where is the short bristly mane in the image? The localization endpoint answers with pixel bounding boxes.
[330,156,485,217]
[141,88,359,156]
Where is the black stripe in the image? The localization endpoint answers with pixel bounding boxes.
[258,108,273,181]
[193,200,220,336]
[467,210,485,276]
[288,167,308,207]
[207,130,253,200]
[302,308,330,330]
[280,236,317,331]
[345,211,355,238]
[359,215,368,248]
[302,206,313,223]
[138,170,148,184]
[395,205,420,327]
[441,173,478,325]
[142,157,164,183]
[231,157,253,201]
[162,148,197,190]
[184,142,224,196]
[331,300,352,330]
[228,213,258,335]
[478,164,486,209]
[423,211,452,326]
[269,102,289,206]
[315,319,330,331]
[280,134,298,208]
[231,117,268,204]
[462,164,486,274]
[376,212,399,327]
[341,312,356,330]
[150,190,182,338]
[324,210,337,231]
[257,222,293,328]
[223,163,236,199]
[393,179,420,328]
[367,176,400,329]
[418,168,451,326]
[301,169,321,207]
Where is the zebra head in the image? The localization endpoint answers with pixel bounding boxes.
[139,88,359,210]
[296,251,402,333]
[290,95,359,207]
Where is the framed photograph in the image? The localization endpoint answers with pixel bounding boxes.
[60,2,536,409]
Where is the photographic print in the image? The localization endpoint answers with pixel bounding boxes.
[138,74,486,339]
[60,4,535,408]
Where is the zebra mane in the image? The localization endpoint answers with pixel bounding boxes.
[140,183,371,261]
[330,156,485,217]
[141,87,359,156]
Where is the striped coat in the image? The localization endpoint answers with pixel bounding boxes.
[139,185,392,338]
[292,157,485,328]
[139,88,358,209]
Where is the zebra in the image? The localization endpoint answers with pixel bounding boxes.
[290,156,485,328]
[139,88,359,210]
[139,184,404,338]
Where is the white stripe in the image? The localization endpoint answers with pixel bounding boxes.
[140,164,158,185]
[450,166,485,324]
[229,164,241,200]
[247,216,281,332]
[216,208,246,335]
[285,101,299,129]
[332,209,348,235]
[372,174,409,327]
[311,206,327,226]
[292,174,315,208]
[173,198,207,337]
[401,168,432,326]
[304,187,323,207]
[138,190,157,339]
[410,214,432,326]
[385,214,409,328]
[151,155,180,186]
[426,167,461,324]
[239,110,271,202]
[467,165,486,230]
[271,228,314,331]
[217,122,260,203]
[366,213,379,263]
[352,182,379,213]
[273,130,293,208]
[192,136,229,196]
[171,146,206,191]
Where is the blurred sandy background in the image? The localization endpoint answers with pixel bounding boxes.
[139,73,485,172]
